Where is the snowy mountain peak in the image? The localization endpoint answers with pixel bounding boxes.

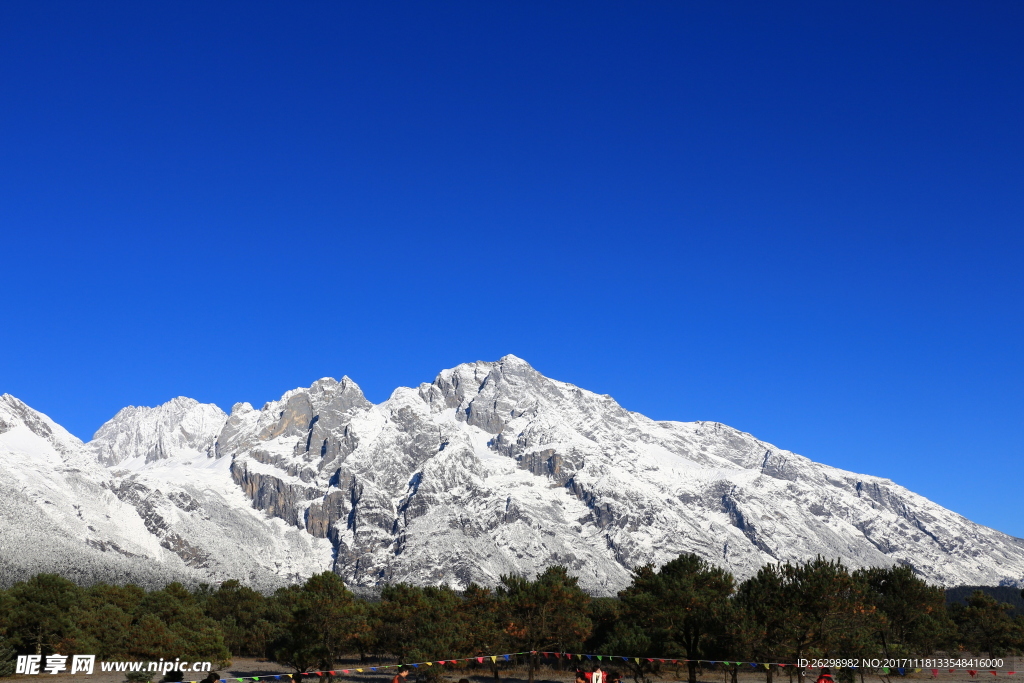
[3,358,1024,594]
[88,396,227,466]
[0,393,84,456]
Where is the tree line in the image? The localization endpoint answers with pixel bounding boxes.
[1,555,1022,683]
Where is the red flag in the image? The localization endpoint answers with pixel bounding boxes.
[341,671,348,675]
[950,670,956,674]
[991,673,997,677]
[477,658,484,664]
[931,670,939,678]
[969,671,977,678]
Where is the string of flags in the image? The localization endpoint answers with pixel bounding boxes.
[183,652,1019,683]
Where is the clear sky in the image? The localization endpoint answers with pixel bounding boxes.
[1,2,1022,536]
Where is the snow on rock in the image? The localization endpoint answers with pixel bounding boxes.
[2,358,1023,593]
[89,397,228,466]
[220,356,1024,593]
[0,395,332,590]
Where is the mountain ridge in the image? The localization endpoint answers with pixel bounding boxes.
[0,357,1020,593]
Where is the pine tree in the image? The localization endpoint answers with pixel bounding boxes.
[497,566,593,683]
[773,558,877,674]
[734,563,791,683]
[273,572,368,673]
[5,574,82,655]
[856,565,955,657]
[0,635,16,678]
[201,580,275,657]
[604,553,734,683]
[949,591,1024,656]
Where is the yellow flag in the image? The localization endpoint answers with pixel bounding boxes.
[491,657,497,664]
[426,663,432,667]
[764,664,770,670]
[915,670,921,674]
[635,659,641,665]
[357,670,363,673]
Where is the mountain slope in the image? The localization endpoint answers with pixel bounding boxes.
[220,356,1024,593]
[1,357,1022,593]
[0,394,332,590]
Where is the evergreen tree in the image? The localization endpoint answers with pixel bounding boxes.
[201,580,275,657]
[128,583,229,663]
[462,583,510,656]
[856,565,955,657]
[273,572,368,673]
[497,567,593,683]
[773,558,877,672]
[5,574,82,655]
[734,563,791,683]
[604,553,734,683]
[0,635,16,677]
[584,597,621,654]
[949,591,1024,656]
[373,583,471,681]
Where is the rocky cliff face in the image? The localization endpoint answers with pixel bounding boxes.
[2,358,1023,593]
[0,394,332,590]
[89,397,227,466]
[208,356,1024,592]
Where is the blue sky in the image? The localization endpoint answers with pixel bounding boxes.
[1,2,1022,536]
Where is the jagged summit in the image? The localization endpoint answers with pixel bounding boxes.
[1,393,85,454]
[89,396,227,466]
[1,357,1023,592]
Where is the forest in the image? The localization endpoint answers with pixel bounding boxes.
[1,555,1022,683]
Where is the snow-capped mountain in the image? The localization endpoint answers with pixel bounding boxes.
[0,394,331,590]
[1,356,1022,593]
[89,397,227,466]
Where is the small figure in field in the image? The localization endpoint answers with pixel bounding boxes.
[391,667,410,683]
[590,665,604,683]
[575,669,587,683]
[815,668,834,683]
